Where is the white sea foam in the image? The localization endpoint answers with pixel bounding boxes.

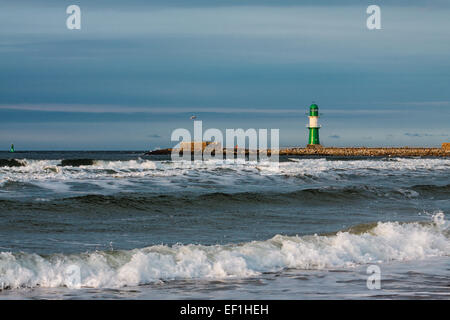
[0,159,160,191]
[0,213,448,290]
[0,158,449,194]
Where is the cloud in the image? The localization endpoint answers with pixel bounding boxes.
[405,133,429,137]
[10,0,450,9]
[394,101,450,107]
[1,2,449,149]
[0,104,418,115]
[404,132,448,137]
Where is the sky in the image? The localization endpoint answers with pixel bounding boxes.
[0,0,449,150]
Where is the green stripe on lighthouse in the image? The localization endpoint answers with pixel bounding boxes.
[308,127,320,145]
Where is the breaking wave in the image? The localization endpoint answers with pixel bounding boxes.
[1,157,449,173]
[0,213,448,290]
[1,158,449,194]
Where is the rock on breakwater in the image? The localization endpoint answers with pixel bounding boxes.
[146,146,449,157]
[279,147,449,157]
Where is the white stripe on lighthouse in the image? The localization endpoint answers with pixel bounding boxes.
[309,116,318,128]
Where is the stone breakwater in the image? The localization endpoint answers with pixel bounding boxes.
[278,147,449,157]
[146,146,449,157]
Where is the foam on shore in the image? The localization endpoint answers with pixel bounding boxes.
[0,213,447,290]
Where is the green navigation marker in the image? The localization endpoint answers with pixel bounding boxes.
[10,144,15,153]
[307,103,321,146]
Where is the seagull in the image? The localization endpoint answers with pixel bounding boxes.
[190,115,197,120]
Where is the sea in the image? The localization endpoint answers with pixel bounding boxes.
[0,151,449,299]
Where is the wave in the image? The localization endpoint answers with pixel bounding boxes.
[0,158,157,170]
[60,159,96,167]
[0,159,159,190]
[66,187,387,206]
[0,159,26,167]
[411,184,450,195]
[0,213,448,290]
[1,157,449,199]
[2,183,444,211]
[1,157,449,173]
[0,180,45,192]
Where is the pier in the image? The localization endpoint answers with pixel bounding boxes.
[146,145,450,157]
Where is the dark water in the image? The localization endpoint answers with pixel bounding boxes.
[0,151,449,299]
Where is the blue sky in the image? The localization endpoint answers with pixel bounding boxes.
[0,0,449,150]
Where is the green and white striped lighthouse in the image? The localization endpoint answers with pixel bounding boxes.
[307,103,321,146]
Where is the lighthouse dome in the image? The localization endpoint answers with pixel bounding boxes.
[309,103,319,116]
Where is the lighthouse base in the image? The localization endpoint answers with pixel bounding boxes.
[306,144,323,149]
